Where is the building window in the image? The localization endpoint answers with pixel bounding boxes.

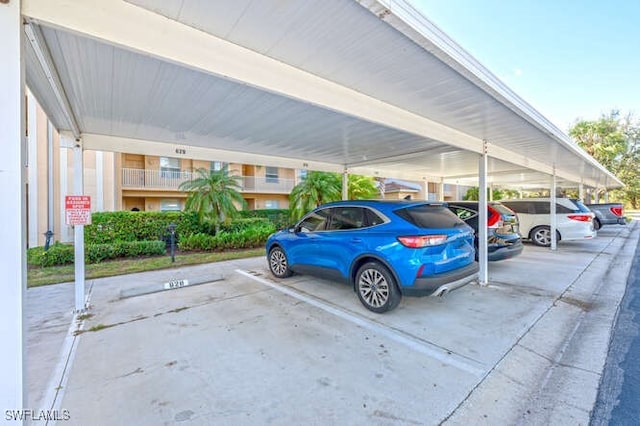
[210,161,226,172]
[160,199,182,212]
[160,157,181,178]
[298,169,308,181]
[264,200,279,209]
[265,166,279,183]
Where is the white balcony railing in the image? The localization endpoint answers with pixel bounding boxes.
[122,168,296,194]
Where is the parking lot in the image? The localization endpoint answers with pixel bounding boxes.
[27,222,638,425]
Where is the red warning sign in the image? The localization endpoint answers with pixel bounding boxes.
[65,195,92,225]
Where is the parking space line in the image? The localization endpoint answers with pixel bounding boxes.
[236,269,486,377]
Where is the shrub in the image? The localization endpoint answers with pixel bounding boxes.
[178,233,218,251]
[28,243,74,267]
[27,240,166,267]
[220,217,271,233]
[179,222,276,252]
[85,211,210,244]
[238,209,291,230]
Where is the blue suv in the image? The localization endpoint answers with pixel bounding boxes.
[266,200,478,313]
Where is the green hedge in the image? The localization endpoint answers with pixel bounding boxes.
[85,211,206,244]
[85,210,287,244]
[29,210,283,266]
[28,241,166,267]
[237,209,291,230]
[179,222,276,251]
[220,217,271,233]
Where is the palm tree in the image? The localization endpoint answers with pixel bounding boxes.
[179,166,246,233]
[347,174,378,200]
[289,172,380,220]
[289,171,341,220]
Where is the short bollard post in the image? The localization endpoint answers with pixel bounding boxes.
[167,223,177,263]
[43,230,54,251]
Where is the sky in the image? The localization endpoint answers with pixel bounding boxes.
[409,0,640,132]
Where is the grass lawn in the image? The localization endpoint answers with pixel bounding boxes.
[27,248,265,288]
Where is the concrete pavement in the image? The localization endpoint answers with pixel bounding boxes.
[25,221,639,425]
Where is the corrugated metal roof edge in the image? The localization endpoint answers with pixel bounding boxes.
[360,0,623,188]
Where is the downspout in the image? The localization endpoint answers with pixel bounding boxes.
[46,120,54,248]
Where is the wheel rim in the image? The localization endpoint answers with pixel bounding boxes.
[358,269,389,308]
[534,229,551,245]
[270,250,287,276]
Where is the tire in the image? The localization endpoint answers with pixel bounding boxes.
[529,226,560,247]
[355,262,401,313]
[268,246,293,278]
[593,218,602,231]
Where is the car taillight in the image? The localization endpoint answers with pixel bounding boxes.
[568,214,592,222]
[487,206,503,228]
[398,235,448,248]
[610,206,623,217]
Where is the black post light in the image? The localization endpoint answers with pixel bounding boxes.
[167,223,177,263]
[43,230,54,251]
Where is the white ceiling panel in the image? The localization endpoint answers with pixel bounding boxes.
[21,0,622,189]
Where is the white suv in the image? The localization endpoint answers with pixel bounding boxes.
[501,198,596,247]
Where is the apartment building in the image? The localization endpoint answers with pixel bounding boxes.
[119,154,296,212]
[26,94,298,247]
[27,95,466,247]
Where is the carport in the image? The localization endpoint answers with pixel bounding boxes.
[1,0,623,410]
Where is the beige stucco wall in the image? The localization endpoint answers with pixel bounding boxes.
[27,100,295,245]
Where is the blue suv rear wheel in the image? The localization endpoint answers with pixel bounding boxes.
[356,262,401,313]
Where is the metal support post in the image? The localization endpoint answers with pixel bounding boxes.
[550,169,557,251]
[478,142,488,286]
[73,140,86,312]
[342,169,348,200]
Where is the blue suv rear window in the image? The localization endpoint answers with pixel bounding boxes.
[395,205,465,228]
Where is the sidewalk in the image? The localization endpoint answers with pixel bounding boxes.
[26,221,638,425]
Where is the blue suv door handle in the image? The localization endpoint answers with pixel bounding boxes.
[351,238,363,243]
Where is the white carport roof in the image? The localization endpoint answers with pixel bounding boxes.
[22,0,622,189]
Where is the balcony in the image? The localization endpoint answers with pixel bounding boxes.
[122,168,296,194]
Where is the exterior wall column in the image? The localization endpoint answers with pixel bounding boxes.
[96,151,104,211]
[421,178,428,200]
[0,0,26,411]
[27,91,39,247]
[59,139,72,242]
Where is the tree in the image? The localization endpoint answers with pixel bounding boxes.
[178,166,246,233]
[463,187,518,201]
[570,111,640,208]
[289,171,341,220]
[288,172,379,220]
[347,174,379,200]
[569,111,628,172]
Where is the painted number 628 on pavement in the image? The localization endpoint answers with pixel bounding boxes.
[164,279,189,290]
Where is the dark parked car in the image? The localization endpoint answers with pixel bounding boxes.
[266,200,479,313]
[447,201,524,261]
[585,202,626,229]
